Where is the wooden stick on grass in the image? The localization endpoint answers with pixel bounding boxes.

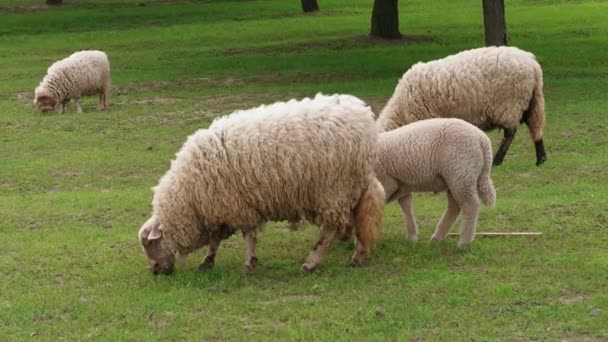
[447,232,542,237]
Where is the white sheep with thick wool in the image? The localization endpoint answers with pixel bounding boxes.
[376,118,496,247]
[34,50,111,114]
[138,93,385,275]
[376,46,547,166]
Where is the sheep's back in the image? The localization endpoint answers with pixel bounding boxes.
[377,118,487,196]
[388,46,540,128]
[215,95,376,220]
[155,94,378,233]
[43,51,110,98]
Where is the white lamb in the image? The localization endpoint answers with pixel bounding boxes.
[138,94,385,275]
[34,50,111,114]
[376,46,547,166]
[376,118,496,247]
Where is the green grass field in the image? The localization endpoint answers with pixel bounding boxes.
[1,0,607,340]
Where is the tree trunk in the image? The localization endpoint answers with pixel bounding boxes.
[482,0,507,46]
[370,0,401,39]
[301,0,319,13]
[46,0,63,5]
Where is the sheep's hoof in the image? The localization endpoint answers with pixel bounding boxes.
[198,261,214,271]
[348,259,362,268]
[536,157,547,166]
[244,257,258,274]
[457,241,473,249]
[429,235,445,243]
[301,262,318,273]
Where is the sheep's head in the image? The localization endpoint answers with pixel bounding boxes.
[34,88,57,113]
[138,216,176,275]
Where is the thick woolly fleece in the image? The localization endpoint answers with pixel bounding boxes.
[375,118,496,246]
[147,94,379,257]
[376,46,546,165]
[34,50,110,112]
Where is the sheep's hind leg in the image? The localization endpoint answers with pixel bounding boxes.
[534,139,547,166]
[243,230,258,274]
[198,237,221,270]
[75,98,83,113]
[431,191,461,241]
[398,194,418,241]
[493,128,516,166]
[302,224,338,272]
[457,198,480,248]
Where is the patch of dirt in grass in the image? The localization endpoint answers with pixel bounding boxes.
[197,92,301,115]
[12,91,32,100]
[561,335,608,342]
[261,294,318,305]
[558,295,585,305]
[130,97,179,105]
[0,4,50,15]
[215,34,434,56]
[132,109,213,125]
[116,81,170,95]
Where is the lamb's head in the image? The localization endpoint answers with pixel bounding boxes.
[138,216,176,275]
[34,87,57,113]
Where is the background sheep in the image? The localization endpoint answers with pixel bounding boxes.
[376,46,547,166]
[138,93,385,275]
[376,118,496,247]
[34,50,111,114]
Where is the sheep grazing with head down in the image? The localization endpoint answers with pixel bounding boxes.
[376,118,496,247]
[376,46,547,166]
[34,50,111,114]
[138,93,385,275]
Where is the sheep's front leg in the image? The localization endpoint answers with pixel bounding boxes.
[244,231,258,274]
[97,91,105,110]
[198,237,221,270]
[302,224,338,272]
[59,99,68,114]
[493,128,516,166]
[398,194,418,241]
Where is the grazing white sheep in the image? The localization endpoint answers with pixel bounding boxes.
[138,93,385,275]
[376,118,496,247]
[34,50,111,114]
[376,46,547,166]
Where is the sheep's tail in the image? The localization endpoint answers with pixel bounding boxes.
[478,137,496,207]
[523,63,547,165]
[354,177,385,245]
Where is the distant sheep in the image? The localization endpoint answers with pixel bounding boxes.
[138,93,385,275]
[34,50,111,114]
[376,46,547,166]
[376,118,496,247]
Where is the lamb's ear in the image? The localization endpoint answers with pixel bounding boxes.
[148,224,162,240]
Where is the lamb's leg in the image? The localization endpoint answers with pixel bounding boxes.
[198,238,221,270]
[288,219,301,231]
[243,231,258,274]
[97,91,105,110]
[457,198,480,248]
[431,191,461,241]
[302,224,338,272]
[75,98,83,113]
[397,194,418,241]
[493,128,516,166]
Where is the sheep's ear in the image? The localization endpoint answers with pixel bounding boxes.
[148,225,162,240]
